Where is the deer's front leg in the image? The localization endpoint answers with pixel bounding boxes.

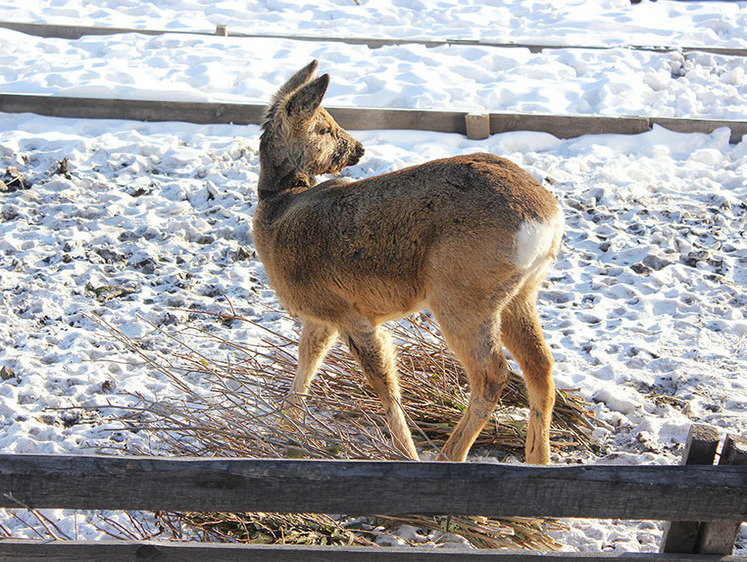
[343,320,419,460]
[282,320,338,421]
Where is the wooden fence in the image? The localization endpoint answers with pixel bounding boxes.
[1,20,746,57]
[0,20,746,559]
[1,93,746,144]
[0,424,744,560]
[1,20,746,142]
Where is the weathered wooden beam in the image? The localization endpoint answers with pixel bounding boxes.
[328,106,467,135]
[0,539,739,562]
[0,93,745,143]
[697,436,747,555]
[0,93,265,125]
[0,93,468,132]
[490,113,651,138]
[0,21,164,39]
[1,20,746,57]
[651,117,747,145]
[0,455,745,521]
[661,424,721,554]
[466,113,491,140]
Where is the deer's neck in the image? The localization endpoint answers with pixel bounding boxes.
[258,152,315,200]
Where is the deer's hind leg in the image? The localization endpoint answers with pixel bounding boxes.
[342,319,418,460]
[432,298,514,462]
[283,319,338,419]
[500,276,555,464]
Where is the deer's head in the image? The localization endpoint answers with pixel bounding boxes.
[260,60,364,189]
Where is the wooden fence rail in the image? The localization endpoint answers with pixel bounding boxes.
[0,540,739,561]
[1,20,746,57]
[1,93,746,143]
[0,426,744,559]
[1,454,746,520]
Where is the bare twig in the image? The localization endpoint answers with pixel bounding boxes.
[92,308,596,549]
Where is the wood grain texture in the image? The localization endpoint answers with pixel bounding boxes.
[1,21,746,57]
[696,436,747,555]
[0,455,745,521]
[0,93,265,124]
[650,117,747,144]
[0,539,739,561]
[489,113,650,137]
[466,113,491,140]
[661,424,721,554]
[0,94,745,143]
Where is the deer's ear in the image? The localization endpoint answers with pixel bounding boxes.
[285,74,330,119]
[275,60,318,100]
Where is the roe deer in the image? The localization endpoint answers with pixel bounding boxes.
[254,60,564,463]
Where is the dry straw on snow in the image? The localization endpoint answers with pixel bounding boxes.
[98,309,596,550]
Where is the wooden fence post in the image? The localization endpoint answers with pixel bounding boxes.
[696,435,747,555]
[660,424,720,554]
[465,113,490,140]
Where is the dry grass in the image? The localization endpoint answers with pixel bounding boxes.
[96,309,596,550]
[155,510,378,547]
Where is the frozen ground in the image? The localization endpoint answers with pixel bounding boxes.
[0,0,745,554]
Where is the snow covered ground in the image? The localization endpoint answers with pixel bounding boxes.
[2,0,747,49]
[1,19,746,118]
[0,0,745,553]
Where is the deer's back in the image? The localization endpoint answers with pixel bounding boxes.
[253,153,561,322]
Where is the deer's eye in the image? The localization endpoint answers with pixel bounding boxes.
[318,127,332,135]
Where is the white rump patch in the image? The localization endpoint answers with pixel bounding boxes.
[513,213,563,270]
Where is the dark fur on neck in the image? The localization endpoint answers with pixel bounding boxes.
[258,132,316,198]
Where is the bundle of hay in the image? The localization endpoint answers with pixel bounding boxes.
[100,310,595,550]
